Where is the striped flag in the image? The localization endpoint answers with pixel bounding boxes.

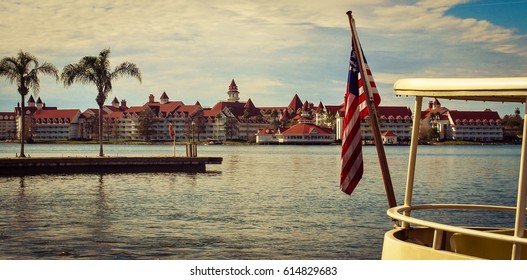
[169,122,175,140]
[340,40,380,195]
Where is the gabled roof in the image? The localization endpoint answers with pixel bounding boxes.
[33,109,81,121]
[176,104,201,116]
[281,123,333,135]
[104,105,122,113]
[105,111,123,119]
[378,106,412,118]
[421,106,447,119]
[316,101,324,113]
[209,100,260,118]
[302,100,309,111]
[448,110,501,122]
[0,112,16,119]
[287,94,303,112]
[325,105,342,115]
[382,131,397,137]
[142,100,184,115]
[83,109,99,117]
[244,98,256,110]
[157,101,184,114]
[202,108,216,118]
[125,105,148,113]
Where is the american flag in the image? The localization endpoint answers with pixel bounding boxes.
[340,40,381,195]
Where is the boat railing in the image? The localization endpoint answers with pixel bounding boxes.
[387,203,527,259]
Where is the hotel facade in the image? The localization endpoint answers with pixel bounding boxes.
[0,80,505,143]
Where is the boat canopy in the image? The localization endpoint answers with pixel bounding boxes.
[387,76,527,259]
[394,77,527,103]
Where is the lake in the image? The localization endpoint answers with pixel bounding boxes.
[0,143,521,259]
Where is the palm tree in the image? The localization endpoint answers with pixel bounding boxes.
[61,48,141,156]
[0,51,59,157]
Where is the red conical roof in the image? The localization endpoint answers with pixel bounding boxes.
[229,79,238,91]
[287,94,303,112]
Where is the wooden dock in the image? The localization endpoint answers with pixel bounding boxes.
[0,156,223,176]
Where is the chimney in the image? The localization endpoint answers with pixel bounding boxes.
[120,99,127,110]
[149,94,155,103]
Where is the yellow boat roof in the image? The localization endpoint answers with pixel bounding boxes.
[394,77,527,103]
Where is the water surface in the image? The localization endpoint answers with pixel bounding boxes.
[0,143,521,259]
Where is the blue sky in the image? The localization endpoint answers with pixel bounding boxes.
[1,0,526,117]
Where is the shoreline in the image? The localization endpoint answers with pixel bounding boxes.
[0,140,521,146]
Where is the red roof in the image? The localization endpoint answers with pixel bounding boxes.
[104,105,122,113]
[281,123,333,135]
[33,109,81,122]
[421,106,447,120]
[325,105,342,115]
[157,101,184,114]
[382,131,397,137]
[0,112,16,119]
[259,106,286,112]
[209,100,260,118]
[228,79,238,91]
[287,94,303,112]
[202,108,216,118]
[125,106,148,113]
[176,104,201,116]
[105,111,123,119]
[449,110,501,122]
[378,106,412,118]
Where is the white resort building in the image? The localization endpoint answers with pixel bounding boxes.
[334,105,414,143]
[420,99,503,141]
[256,118,335,144]
[334,99,503,143]
[0,81,506,144]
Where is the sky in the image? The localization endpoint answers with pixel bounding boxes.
[1,0,526,117]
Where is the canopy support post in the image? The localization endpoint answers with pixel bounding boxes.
[402,96,422,228]
[512,99,527,259]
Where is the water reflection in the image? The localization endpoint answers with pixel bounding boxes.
[95,174,111,218]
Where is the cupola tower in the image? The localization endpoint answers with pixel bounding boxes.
[227,79,240,102]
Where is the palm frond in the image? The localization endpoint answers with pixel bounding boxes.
[98,48,111,71]
[61,62,96,87]
[1,51,58,96]
[0,56,21,84]
[17,51,38,75]
[25,63,59,95]
[112,61,142,83]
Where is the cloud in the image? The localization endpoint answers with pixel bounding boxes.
[0,0,526,117]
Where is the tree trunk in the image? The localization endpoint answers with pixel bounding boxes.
[19,94,26,158]
[98,103,104,157]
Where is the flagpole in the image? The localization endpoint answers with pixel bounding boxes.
[347,11,397,208]
[169,121,176,157]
